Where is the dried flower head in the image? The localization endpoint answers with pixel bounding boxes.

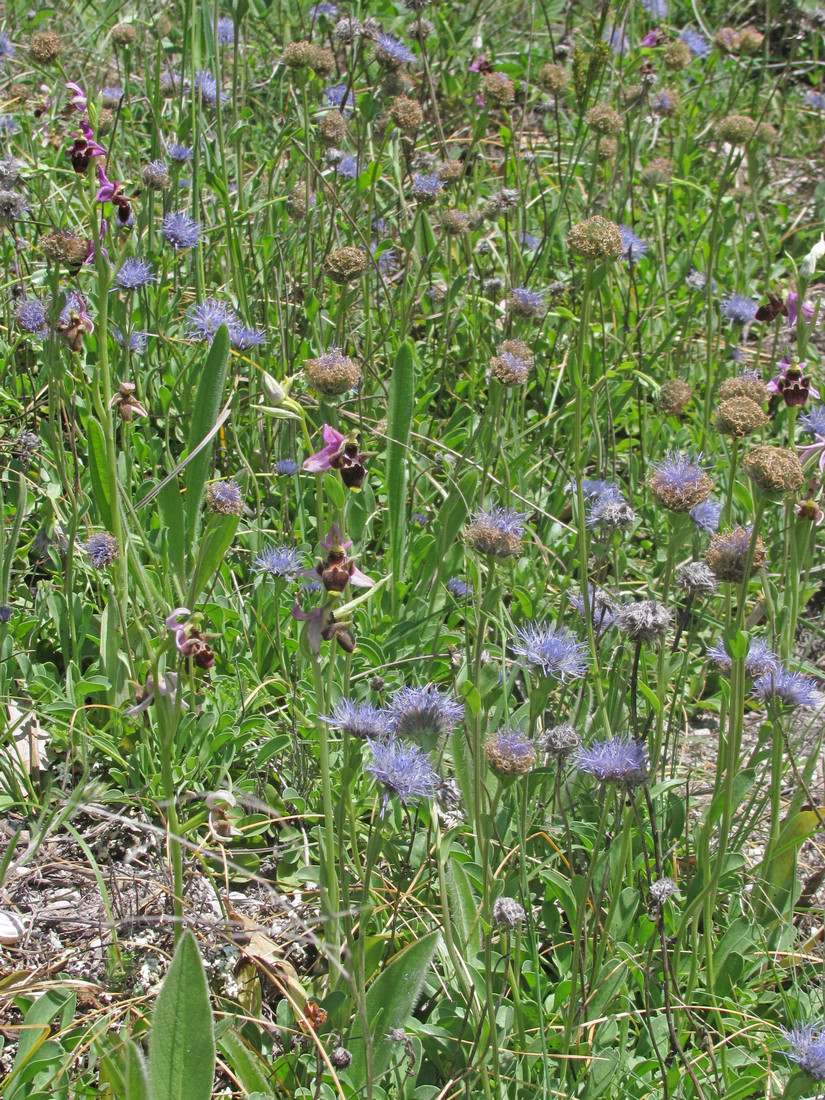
[570,583,617,636]
[318,110,347,145]
[658,378,692,416]
[411,173,442,204]
[718,372,768,404]
[29,30,63,64]
[648,452,713,512]
[539,62,569,94]
[465,506,526,558]
[743,446,805,495]
[715,114,765,145]
[40,229,87,267]
[648,877,679,911]
[304,348,361,396]
[484,726,537,777]
[650,87,681,118]
[323,246,368,283]
[389,95,424,133]
[111,22,138,46]
[506,286,547,320]
[641,157,675,186]
[617,600,671,646]
[206,480,244,516]
[489,339,534,386]
[585,102,622,136]
[541,723,581,757]
[705,527,765,582]
[442,208,470,235]
[375,33,414,70]
[714,396,769,438]
[706,637,778,677]
[84,531,119,568]
[567,216,623,261]
[663,40,691,71]
[142,159,170,190]
[736,26,764,54]
[675,562,718,596]
[492,897,526,927]
[481,71,515,106]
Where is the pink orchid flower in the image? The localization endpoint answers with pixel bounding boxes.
[799,434,825,473]
[787,291,815,330]
[767,357,820,406]
[303,424,345,471]
[65,82,87,111]
[640,28,663,47]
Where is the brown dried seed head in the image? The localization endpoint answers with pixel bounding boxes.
[718,374,769,403]
[705,527,765,582]
[442,209,470,234]
[318,110,347,146]
[40,229,87,266]
[389,95,423,134]
[539,62,569,94]
[713,396,769,438]
[29,31,63,64]
[489,339,534,386]
[566,216,623,261]
[484,729,537,776]
[282,40,318,68]
[304,349,362,396]
[641,156,675,186]
[584,102,622,135]
[663,40,692,71]
[657,378,692,417]
[715,113,760,145]
[323,246,368,283]
[481,72,515,106]
[742,445,805,494]
[111,23,138,46]
[736,26,764,54]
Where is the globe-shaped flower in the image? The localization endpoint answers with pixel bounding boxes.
[512,622,589,681]
[576,736,647,784]
[366,735,438,814]
[388,684,464,740]
[252,545,303,578]
[322,699,392,739]
[648,452,713,512]
[484,726,537,777]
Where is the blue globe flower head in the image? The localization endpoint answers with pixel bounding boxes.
[274,458,299,476]
[680,29,710,56]
[84,531,119,569]
[167,143,194,163]
[570,584,617,637]
[0,33,16,59]
[466,505,527,558]
[412,173,443,201]
[193,69,227,106]
[0,116,19,134]
[375,33,415,68]
[640,0,668,16]
[253,544,303,578]
[806,92,825,111]
[446,577,471,598]
[337,155,361,180]
[216,17,235,46]
[513,621,589,681]
[206,479,243,515]
[112,327,148,353]
[389,684,464,740]
[754,665,821,709]
[721,294,758,325]
[690,498,722,534]
[325,83,355,113]
[619,224,649,264]
[801,405,825,436]
[115,257,156,291]
[603,26,628,55]
[161,210,202,250]
[507,286,547,319]
[101,86,124,106]
[586,485,635,529]
[520,232,540,252]
[185,298,240,343]
[578,478,619,501]
[322,698,393,739]
[782,1022,825,1080]
[310,1,338,16]
[648,451,714,512]
[231,326,267,350]
[484,725,537,776]
[706,637,779,677]
[366,735,439,815]
[576,735,647,784]
[14,298,48,335]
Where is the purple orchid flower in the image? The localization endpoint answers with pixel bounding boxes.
[787,291,815,330]
[799,433,825,473]
[65,82,87,111]
[767,357,820,407]
[291,602,336,653]
[303,424,346,472]
[640,28,663,47]
[95,164,122,204]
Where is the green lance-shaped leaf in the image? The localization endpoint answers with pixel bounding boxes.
[184,324,231,536]
[385,341,416,595]
[347,929,441,1085]
[187,511,241,606]
[87,417,114,530]
[148,930,215,1100]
